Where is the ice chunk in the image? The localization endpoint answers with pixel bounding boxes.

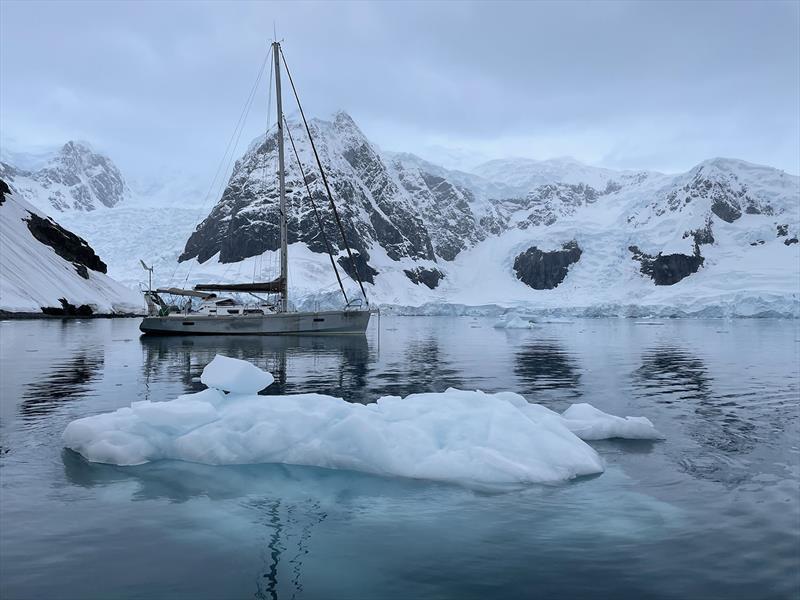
[561,403,663,440]
[493,315,537,329]
[63,357,662,486]
[200,355,274,394]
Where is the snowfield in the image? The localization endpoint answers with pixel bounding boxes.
[0,190,142,314]
[63,356,662,487]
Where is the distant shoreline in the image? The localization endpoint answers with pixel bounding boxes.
[0,311,142,320]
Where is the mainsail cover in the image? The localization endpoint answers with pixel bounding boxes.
[156,287,217,299]
[193,278,285,294]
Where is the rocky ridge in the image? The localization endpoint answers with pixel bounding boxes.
[179,111,798,304]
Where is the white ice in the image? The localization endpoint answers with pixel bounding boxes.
[200,354,274,394]
[493,314,537,329]
[63,356,662,486]
[561,403,663,440]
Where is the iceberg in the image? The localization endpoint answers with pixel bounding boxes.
[493,314,537,329]
[63,356,662,486]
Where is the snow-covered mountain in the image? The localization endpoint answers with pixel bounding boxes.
[4,112,797,318]
[0,180,141,315]
[175,111,799,317]
[0,141,129,214]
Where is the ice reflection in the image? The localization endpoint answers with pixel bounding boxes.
[60,449,445,600]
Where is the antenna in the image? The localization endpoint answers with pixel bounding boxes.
[139,259,154,292]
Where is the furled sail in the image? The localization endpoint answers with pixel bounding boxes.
[155,287,217,299]
[193,278,285,294]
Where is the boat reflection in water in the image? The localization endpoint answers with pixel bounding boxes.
[139,332,374,401]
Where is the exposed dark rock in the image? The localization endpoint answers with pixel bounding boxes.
[711,198,742,223]
[653,164,777,225]
[629,245,704,285]
[404,267,444,289]
[785,237,798,246]
[73,264,90,279]
[749,241,765,246]
[493,183,601,229]
[777,224,788,237]
[683,216,715,248]
[337,252,378,284]
[744,201,761,215]
[390,159,483,261]
[41,298,94,316]
[25,212,107,274]
[0,178,9,205]
[513,241,582,290]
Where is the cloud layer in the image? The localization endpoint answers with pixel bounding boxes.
[2,0,797,180]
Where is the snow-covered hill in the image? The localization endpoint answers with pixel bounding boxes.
[0,141,129,214]
[4,112,798,318]
[168,111,798,317]
[0,181,141,315]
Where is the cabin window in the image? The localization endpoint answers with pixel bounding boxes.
[313,318,325,322]
[182,321,195,326]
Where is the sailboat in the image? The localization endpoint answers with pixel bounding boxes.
[140,41,372,335]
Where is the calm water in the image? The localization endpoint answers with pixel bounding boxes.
[0,316,798,599]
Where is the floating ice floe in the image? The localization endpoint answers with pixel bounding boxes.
[63,356,662,486]
[493,314,537,329]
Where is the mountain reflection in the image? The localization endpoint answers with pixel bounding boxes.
[513,342,581,398]
[372,337,463,400]
[633,346,757,484]
[634,347,711,403]
[20,351,104,418]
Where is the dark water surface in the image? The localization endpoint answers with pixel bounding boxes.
[1,317,798,599]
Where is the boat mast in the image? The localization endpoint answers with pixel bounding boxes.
[273,41,288,312]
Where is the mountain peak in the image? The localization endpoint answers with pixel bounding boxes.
[3,140,128,212]
[61,140,96,154]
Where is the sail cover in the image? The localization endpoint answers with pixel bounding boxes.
[156,287,217,299]
[193,278,285,294]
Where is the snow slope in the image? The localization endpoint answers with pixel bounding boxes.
[0,188,142,314]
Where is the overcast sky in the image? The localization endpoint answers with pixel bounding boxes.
[1,0,798,183]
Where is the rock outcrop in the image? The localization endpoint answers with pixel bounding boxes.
[180,113,438,265]
[337,251,379,285]
[25,212,107,278]
[629,245,704,286]
[513,241,582,290]
[404,267,445,289]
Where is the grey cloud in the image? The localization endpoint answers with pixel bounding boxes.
[1,0,797,182]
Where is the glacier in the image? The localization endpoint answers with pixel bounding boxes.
[63,356,662,487]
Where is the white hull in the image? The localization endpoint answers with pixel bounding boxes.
[140,308,371,336]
